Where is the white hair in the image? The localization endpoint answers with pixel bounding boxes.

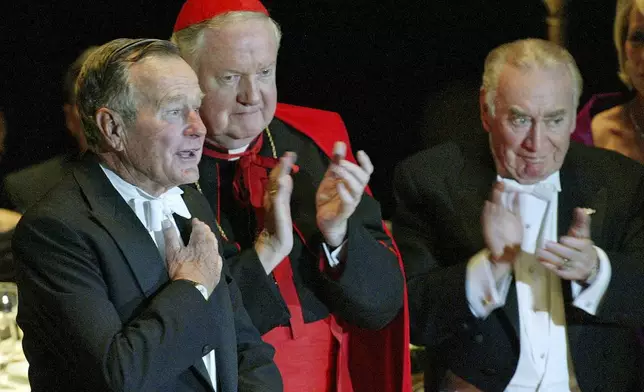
[481,38,583,117]
[170,11,281,73]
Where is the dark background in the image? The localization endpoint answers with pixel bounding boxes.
[0,1,621,218]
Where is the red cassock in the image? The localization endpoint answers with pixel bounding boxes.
[261,103,412,392]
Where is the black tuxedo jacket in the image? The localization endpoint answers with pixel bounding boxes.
[2,153,75,212]
[12,155,282,392]
[393,135,644,391]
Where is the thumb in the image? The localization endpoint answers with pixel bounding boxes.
[163,219,182,253]
[568,207,591,238]
[332,141,347,163]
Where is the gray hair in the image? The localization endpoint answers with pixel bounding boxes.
[481,38,583,117]
[615,0,644,87]
[76,38,181,151]
[63,46,99,105]
[170,11,281,73]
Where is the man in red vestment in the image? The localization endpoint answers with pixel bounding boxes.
[171,1,411,391]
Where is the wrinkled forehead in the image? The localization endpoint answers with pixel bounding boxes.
[200,20,278,68]
[130,56,202,104]
[496,64,574,107]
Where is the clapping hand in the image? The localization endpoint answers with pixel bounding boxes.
[316,142,373,247]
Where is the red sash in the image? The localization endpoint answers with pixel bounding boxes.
[263,257,338,392]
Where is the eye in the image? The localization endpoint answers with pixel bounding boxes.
[546,116,565,128]
[219,74,239,84]
[510,116,530,127]
[167,109,182,117]
[259,68,273,77]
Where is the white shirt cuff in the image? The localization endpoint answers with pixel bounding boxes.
[571,246,611,315]
[466,249,512,319]
[322,240,347,268]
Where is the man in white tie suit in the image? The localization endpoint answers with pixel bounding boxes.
[11,38,281,392]
[393,38,644,391]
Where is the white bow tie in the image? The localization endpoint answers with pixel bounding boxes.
[129,190,191,232]
[499,178,559,202]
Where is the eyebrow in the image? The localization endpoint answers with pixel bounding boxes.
[544,109,567,118]
[222,62,277,75]
[509,107,528,117]
[508,107,566,118]
[157,92,204,109]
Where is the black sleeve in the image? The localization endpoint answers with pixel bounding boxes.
[392,159,477,346]
[591,175,644,327]
[224,246,289,335]
[223,267,283,391]
[316,193,404,330]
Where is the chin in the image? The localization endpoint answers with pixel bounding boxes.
[178,168,199,185]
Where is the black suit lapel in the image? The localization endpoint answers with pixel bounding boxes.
[558,147,607,242]
[558,146,608,346]
[73,156,169,296]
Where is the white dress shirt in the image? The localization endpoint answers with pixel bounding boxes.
[101,165,218,391]
[465,172,611,391]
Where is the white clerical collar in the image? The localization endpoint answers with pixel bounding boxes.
[226,144,250,161]
[229,144,249,155]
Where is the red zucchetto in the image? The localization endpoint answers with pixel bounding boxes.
[173,0,269,32]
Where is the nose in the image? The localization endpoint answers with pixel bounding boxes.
[522,121,543,152]
[237,76,261,106]
[185,109,206,137]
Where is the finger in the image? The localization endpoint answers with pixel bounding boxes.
[332,141,347,163]
[559,235,593,252]
[512,192,521,218]
[540,259,573,279]
[278,151,297,178]
[163,219,182,252]
[568,207,591,238]
[332,165,364,197]
[356,150,374,175]
[490,182,504,205]
[275,174,294,201]
[537,246,581,274]
[188,218,208,244]
[336,182,355,206]
[338,160,370,187]
[541,241,578,262]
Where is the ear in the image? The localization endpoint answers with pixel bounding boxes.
[479,88,492,133]
[95,108,126,152]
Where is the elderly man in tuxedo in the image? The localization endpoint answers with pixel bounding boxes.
[12,38,281,392]
[394,38,644,391]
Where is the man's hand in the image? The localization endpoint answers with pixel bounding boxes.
[255,152,297,274]
[316,142,373,247]
[537,207,599,281]
[482,182,523,278]
[164,218,222,295]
